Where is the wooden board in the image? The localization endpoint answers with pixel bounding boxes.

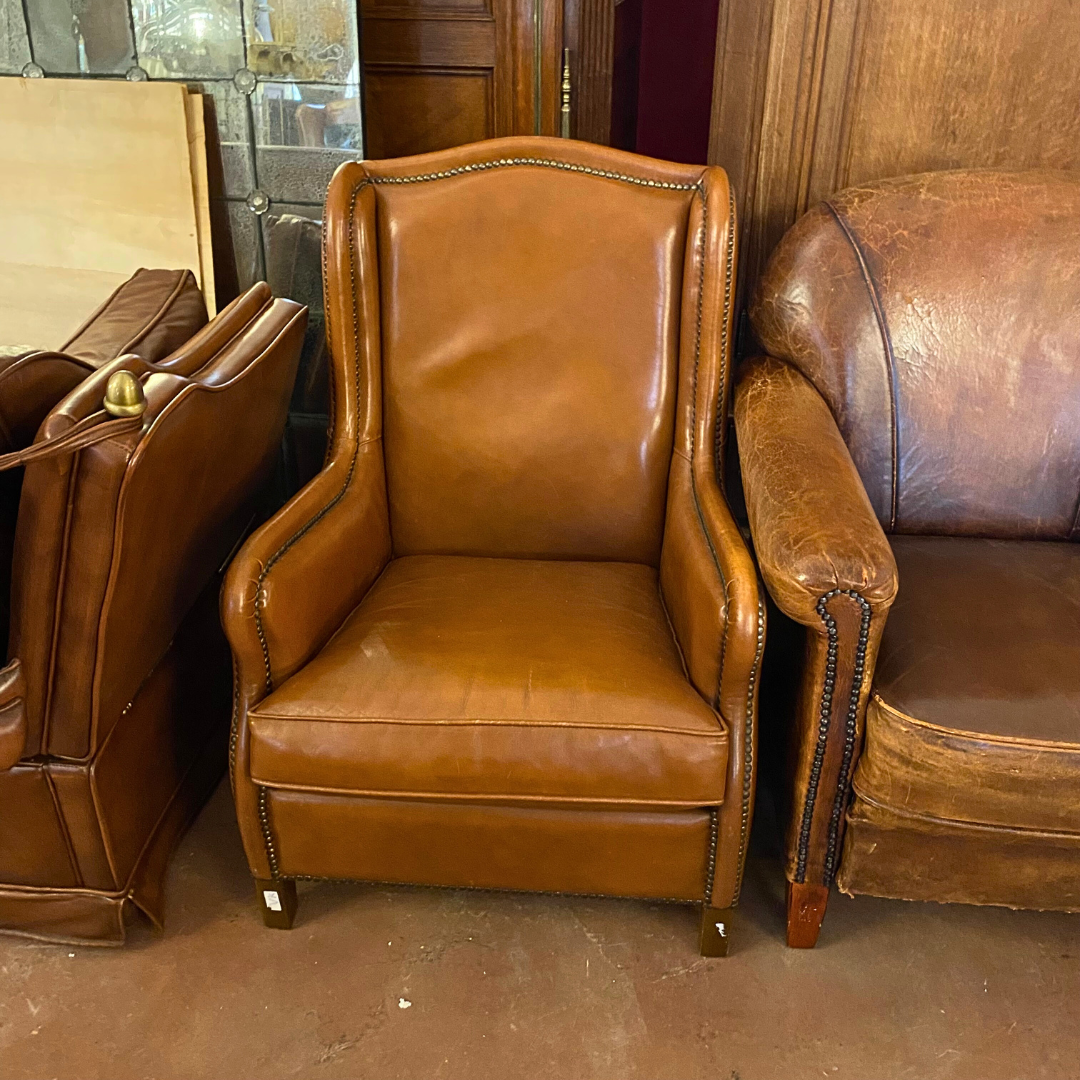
[185,92,217,317]
[0,78,213,349]
[708,0,1080,317]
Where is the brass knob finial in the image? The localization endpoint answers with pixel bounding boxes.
[103,370,147,418]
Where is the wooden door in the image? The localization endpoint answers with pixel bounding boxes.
[361,0,564,158]
[708,0,1080,315]
[360,0,620,158]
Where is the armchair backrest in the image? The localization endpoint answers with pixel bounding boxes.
[751,171,1080,539]
[323,137,734,565]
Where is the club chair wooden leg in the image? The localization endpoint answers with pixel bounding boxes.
[699,904,734,956]
[786,880,829,948]
[256,878,297,930]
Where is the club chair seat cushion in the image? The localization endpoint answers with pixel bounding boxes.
[852,536,1080,837]
[248,555,728,806]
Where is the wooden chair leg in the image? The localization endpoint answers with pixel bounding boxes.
[699,904,733,957]
[786,880,829,948]
[256,878,297,930]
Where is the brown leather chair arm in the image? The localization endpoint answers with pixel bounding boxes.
[734,355,898,624]
[734,355,898,944]
[660,437,764,910]
[222,440,391,708]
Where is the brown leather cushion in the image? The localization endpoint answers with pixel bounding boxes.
[248,555,726,806]
[853,536,1080,835]
[61,268,208,366]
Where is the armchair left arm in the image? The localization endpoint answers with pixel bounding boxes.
[222,441,391,709]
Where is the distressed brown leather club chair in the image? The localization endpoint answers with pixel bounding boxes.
[224,137,763,956]
[0,281,306,944]
[734,170,1080,947]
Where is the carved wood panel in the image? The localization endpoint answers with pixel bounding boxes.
[709,0,1080,313]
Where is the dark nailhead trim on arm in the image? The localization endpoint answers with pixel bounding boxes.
[794,589,872,885]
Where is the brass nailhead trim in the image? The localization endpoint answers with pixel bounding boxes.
[732,595,765,906]
[286,873,695,906]
[227,668,241,780]
[704,806,719,904]
[370,157,700,190]
[258,785,281,878]
[794,589,872,885]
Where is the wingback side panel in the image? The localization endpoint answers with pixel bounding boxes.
[752,171,1080,538]
[363,140,703,564]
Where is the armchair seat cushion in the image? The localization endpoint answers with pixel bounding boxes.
[852,537,1080,836]
[248,555,727,807]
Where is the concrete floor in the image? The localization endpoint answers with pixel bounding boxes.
[0,783,1077,1080]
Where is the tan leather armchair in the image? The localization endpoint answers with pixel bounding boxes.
[224,137,763,956]
[733,171,1080,947]
[0,282,306,943]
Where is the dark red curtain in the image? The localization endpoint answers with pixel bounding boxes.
[632,0,720,165]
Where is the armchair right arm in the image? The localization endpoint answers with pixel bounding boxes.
[733,355,898,946]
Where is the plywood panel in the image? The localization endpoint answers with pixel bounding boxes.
[0,78,207,350]
[185,93,217,317]
[839,0,1080,187]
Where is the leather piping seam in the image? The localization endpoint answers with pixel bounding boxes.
[249,714,728,738]
[825,201,900,530]
[42,767,84,888]
[851,787,1080,841]
[248,780,724,807]
[658,582,692,683]
[732,595,765,906]
[320,182,337,451]
[228,663,241,784]
[116,270,190,357]
[685,184,736,710]
[251,158,710,877]
[793,588,871,886]
[284,874,697,906]
[714,185,736,478]
[40,455,80,755]
[871,693,1080,752]
[0,881,130,899]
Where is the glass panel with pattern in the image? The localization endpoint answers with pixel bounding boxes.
[252,81,361,203]
[0,0,31,72]
[243,0,357,83]
[26,0,133,74]
[130,0,244,78]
